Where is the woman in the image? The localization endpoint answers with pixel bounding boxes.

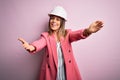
[18,6,103,80]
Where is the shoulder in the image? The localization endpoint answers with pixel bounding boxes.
[41,32,49,36]
[66,29,71,32]
[65,29,72,33]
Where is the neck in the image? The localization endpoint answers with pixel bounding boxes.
[53,31,60,42]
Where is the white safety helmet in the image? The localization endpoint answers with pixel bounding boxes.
[48,6,67,21]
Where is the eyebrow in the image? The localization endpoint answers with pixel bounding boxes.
[50,15,61,19]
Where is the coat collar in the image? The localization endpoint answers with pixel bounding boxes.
[49,34,58,68]
[49,34,65,69]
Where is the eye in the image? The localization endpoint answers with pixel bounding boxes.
[50,16,54,20]
[56,17,61,21]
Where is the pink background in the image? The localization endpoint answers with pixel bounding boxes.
[0,0,120,80]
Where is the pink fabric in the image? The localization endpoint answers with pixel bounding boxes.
[31,29,87,80]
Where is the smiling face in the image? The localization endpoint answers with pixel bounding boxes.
[49,15,62,32]
[48,15,66,38]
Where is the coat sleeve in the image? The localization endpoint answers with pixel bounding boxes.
[69,29,87,42]
[30,35,47,53]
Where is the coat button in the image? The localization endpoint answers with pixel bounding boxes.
[47,54,49,58]
[69,50,71,53]
[48,64,50,68]
[69,60,71,63]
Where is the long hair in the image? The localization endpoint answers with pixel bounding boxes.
[48,16,67,40]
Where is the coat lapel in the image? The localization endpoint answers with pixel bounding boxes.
[49,34,58,69]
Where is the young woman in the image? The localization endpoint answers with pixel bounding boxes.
[18,6,103,80]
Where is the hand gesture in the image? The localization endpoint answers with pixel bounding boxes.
[88,21,103,33]
[18,38,35,52]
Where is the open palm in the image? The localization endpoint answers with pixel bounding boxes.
[88,21,103,33]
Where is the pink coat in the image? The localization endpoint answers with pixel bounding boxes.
[31,29,87,80]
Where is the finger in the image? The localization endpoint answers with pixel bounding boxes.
[22,43,30,51]
[96,21,101,24]
[99,25,103,28]
[96,21,103,26]
[98,22,104,28]
[18,38,25,44]
[96,21,100,23]
[23,43,28,47]
[96,20,103,23]
[18,38,27,44]
[24,45,31,52]
[96,25,103,31]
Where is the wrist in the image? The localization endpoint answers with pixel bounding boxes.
[86,28,92,34]
[83,28,92,37]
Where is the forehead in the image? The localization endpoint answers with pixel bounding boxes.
[50,15,62,19]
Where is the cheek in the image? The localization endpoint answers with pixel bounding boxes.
[57,20,61,26]
[49,21,53,27]
[58,22,61,26]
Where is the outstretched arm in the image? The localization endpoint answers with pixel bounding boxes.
[83,21,103,37]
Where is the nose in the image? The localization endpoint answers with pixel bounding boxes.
[52,18,57,22]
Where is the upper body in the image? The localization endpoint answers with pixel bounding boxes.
[29,29,87,80]
[18,6,103,80]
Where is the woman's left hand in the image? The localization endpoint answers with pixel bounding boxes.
[87,21,103,33]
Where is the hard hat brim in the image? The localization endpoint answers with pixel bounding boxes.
[48,14,67,21]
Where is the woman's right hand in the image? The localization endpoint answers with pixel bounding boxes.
[18,38,35,52]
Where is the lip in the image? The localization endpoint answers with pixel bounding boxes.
[51,23,57,27]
